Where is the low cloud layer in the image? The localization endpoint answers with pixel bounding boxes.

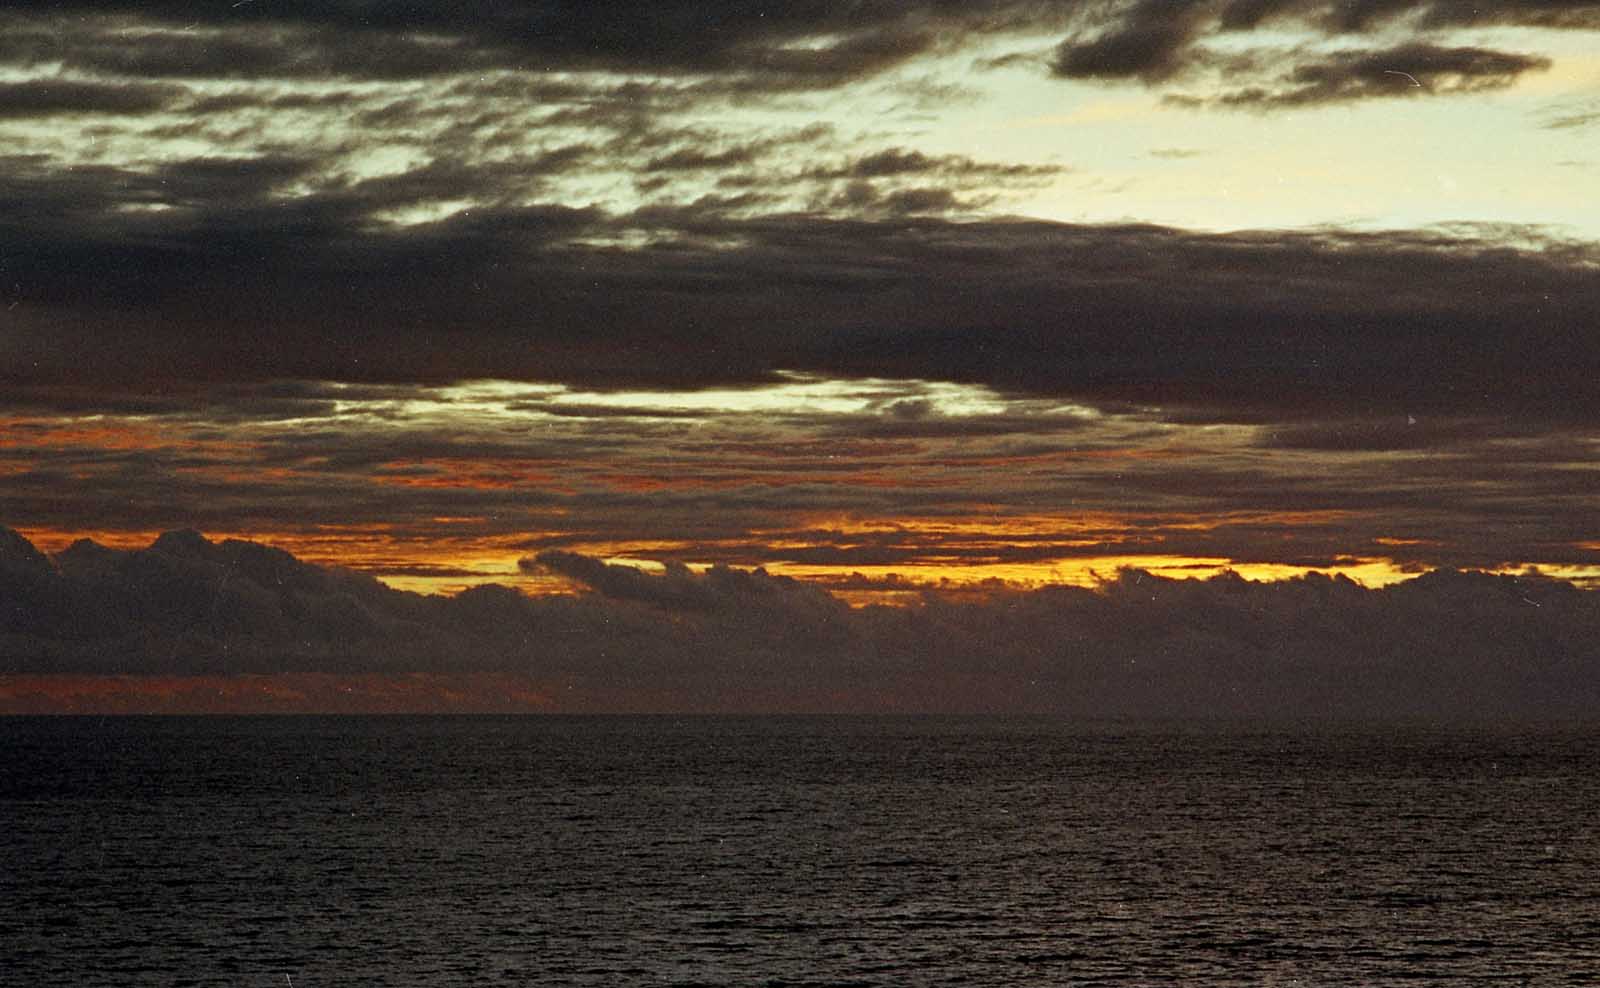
[4,529,1597,719]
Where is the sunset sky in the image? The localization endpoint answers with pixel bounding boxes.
[2,2,1598,713]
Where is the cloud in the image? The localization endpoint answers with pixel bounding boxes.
[1257,417,1533,452]
[1542,98,1600,130]
[6,2,1585,120]
[1046,1,1578,107]
[1,367,1592,582]
[529,551,848,620]
[1050,2,1213,82]
[6,530,1597,718]
[0,80,186,118]
[528,549,1600,718]
[0,2,1593,600]
[0,4,1032,90]
[5,169,1597,424]
[808,148,1063,182]
[1192,44,1551,108]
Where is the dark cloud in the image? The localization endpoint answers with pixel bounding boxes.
[0,3,1054,89]
[0,1,1592,604]
[0,0,1586,143]
[808,408,1103,440]
[499,552,1600,719]
[635,126,836,177]
[1045,1,1580,106]
[5,157,1595,424]
[3,2,1583,100]
[10,530,1595,718]
[810,148,1063,182]
[880,186,967,215]
[1050,1,1212,82]
[528,551,847,620]
[1,375,1591,581]
[1258,417,1534,452]
[1197,44,1551,108]
[644,145,768,173]
[0,80,185,118]
[33,27,506,81]
[793,148,1063,213]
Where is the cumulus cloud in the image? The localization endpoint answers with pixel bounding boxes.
[5,529,1598,718]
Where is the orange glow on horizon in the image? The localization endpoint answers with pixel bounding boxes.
[13,523,1589,603]
[14,525,548,597]
[762,555,1413,593]
[781,508,1357,539]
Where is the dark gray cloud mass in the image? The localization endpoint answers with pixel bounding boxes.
[3,529,1598,719]
[0,2,1047,89]
[1175,44,1552,108]
[5,172,1595,423]
[2,3,1593,423]
[0,1,1585,112]
[0,80,187,118]
[1045,0,1578,103]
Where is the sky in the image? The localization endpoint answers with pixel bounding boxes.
[1,1,1598,714]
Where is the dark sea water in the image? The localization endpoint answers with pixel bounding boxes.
[3,716,1598,986]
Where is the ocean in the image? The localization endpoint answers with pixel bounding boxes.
[4,715,1598,986]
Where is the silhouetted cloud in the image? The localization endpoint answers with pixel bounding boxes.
[1051,2,1212,82]
[13,531,1594,717]
[1187,44,1551,108]
[0,3,1038,89]
[1032,1,1587,111]
[5,183,1596,424]
[808,148,1064,181]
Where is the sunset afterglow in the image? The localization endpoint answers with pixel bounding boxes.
[2,1,1597,712]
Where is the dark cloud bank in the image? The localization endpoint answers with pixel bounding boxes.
[5,1,1597,424]
[7,186,1598,425]
[2,1,1586,98]
[4,528,1597,719]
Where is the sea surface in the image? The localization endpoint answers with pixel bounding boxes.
[3,715,1598,986]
